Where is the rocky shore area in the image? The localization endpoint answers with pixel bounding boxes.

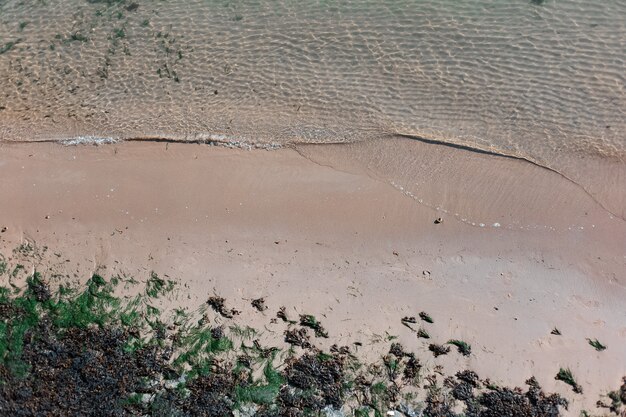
[1,264,591,417]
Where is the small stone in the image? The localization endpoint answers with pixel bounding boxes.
[45,215,50,219]
[1,226,6,233]
[434,217,443,224]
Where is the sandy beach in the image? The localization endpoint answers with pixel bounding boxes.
[1,0,624,414]
[1,140,624,415]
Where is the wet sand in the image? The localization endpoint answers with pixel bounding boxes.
[1,141,625,415]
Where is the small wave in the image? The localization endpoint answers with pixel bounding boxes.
[59,133,284,151]
[61,136,120,146]
[193,134,283,150]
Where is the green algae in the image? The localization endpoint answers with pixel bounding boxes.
[448,339,472,356]
[0,265,573,416]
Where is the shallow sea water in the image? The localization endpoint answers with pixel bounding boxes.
[0,0,624,215]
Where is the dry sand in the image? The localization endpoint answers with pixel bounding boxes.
[0,141,625,415]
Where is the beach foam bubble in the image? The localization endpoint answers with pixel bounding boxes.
[61,136,119,146]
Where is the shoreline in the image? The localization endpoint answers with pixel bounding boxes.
[1,141,625,415]
[1,132,624,220]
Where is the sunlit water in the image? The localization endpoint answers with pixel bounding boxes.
[0,0,624,214]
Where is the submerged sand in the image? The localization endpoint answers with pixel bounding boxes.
[0,140,625,415]
[1,0,625,217]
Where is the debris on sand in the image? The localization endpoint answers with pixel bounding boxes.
[330,344,351,355]
[207,295,240,318]
[587,338,607,351]
[419,312,434,323]
[597,377,626,415]
[251,297,267,312]
[475,376,567,416]
[402,354,422,382]
[253,339,279,358]
[429,343,450,357]
[434,217,443,224]
[417,328,430,339]
[389,342,406,358]
[299,314,329,338]
[281,352,347,412]
[401,316,417,328]
[277,306,296,324]
[555,367,583,394]
[456,370,480,387]
[284,327,312,349]
[448,339,471,356]
[0,262,570,417]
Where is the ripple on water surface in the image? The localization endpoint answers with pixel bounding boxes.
[0,0,624,215]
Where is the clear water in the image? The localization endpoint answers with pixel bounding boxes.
[0,0,624,213]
